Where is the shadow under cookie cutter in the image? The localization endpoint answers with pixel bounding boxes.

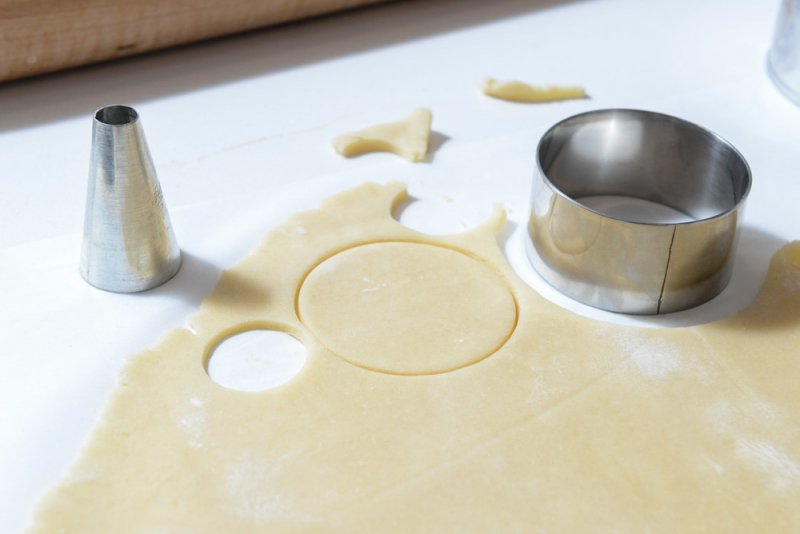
[527,109,752,315]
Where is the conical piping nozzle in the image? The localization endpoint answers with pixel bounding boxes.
[80,105,181,293]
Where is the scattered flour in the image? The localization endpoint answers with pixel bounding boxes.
[706,399,800,491]
[736,438,800,491]
[223,452,318,525]
[619,334,683,378]
[178,399,207,448]
[707,458,725,475]
[361,281,388,293]
[526,374,555,406]
[65,463,104,485]
[706,399,784,435]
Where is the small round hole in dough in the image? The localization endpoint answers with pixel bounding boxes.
[392,195,494,235]
[206,329,306,392]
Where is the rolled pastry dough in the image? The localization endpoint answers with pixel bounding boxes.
[29,183,800,532]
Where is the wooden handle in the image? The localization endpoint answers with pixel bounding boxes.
[0,0,386,83]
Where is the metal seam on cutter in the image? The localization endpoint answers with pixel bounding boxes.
[656,227,677,315]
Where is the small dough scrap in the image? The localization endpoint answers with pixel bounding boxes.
[332,108,432,162]
[482,77,587,102]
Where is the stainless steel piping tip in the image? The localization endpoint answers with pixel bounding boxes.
[80,105,181,293]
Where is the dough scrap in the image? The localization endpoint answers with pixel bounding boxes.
[332,108,432,162]
[29,183,800,532]
[482,77,587,103]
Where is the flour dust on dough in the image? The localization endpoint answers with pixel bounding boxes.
[482,77,587,103]
[332,108,432,162]
[29,183,800,532]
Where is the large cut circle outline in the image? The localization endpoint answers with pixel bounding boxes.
[296,241,518,376]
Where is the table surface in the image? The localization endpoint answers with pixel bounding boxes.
[1,0,798,530]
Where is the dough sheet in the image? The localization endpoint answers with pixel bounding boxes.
[29,183,800,532]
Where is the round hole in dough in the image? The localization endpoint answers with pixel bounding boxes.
[206,329,307,391]
[297,241,517,375]
[392,194,495,235]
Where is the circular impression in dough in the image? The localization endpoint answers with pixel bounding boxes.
[297,241,517,375]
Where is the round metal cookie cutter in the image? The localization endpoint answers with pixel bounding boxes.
[526,109,751,315]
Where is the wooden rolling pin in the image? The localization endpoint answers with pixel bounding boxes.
[0,0,388,83]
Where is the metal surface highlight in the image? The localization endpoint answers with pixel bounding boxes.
[80,105,181,292]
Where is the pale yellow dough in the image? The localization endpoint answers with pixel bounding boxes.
[332,108,432,162]
[482,77,587,102]
[30,183,800,532]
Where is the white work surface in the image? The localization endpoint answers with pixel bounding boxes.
[1,0,798,531]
